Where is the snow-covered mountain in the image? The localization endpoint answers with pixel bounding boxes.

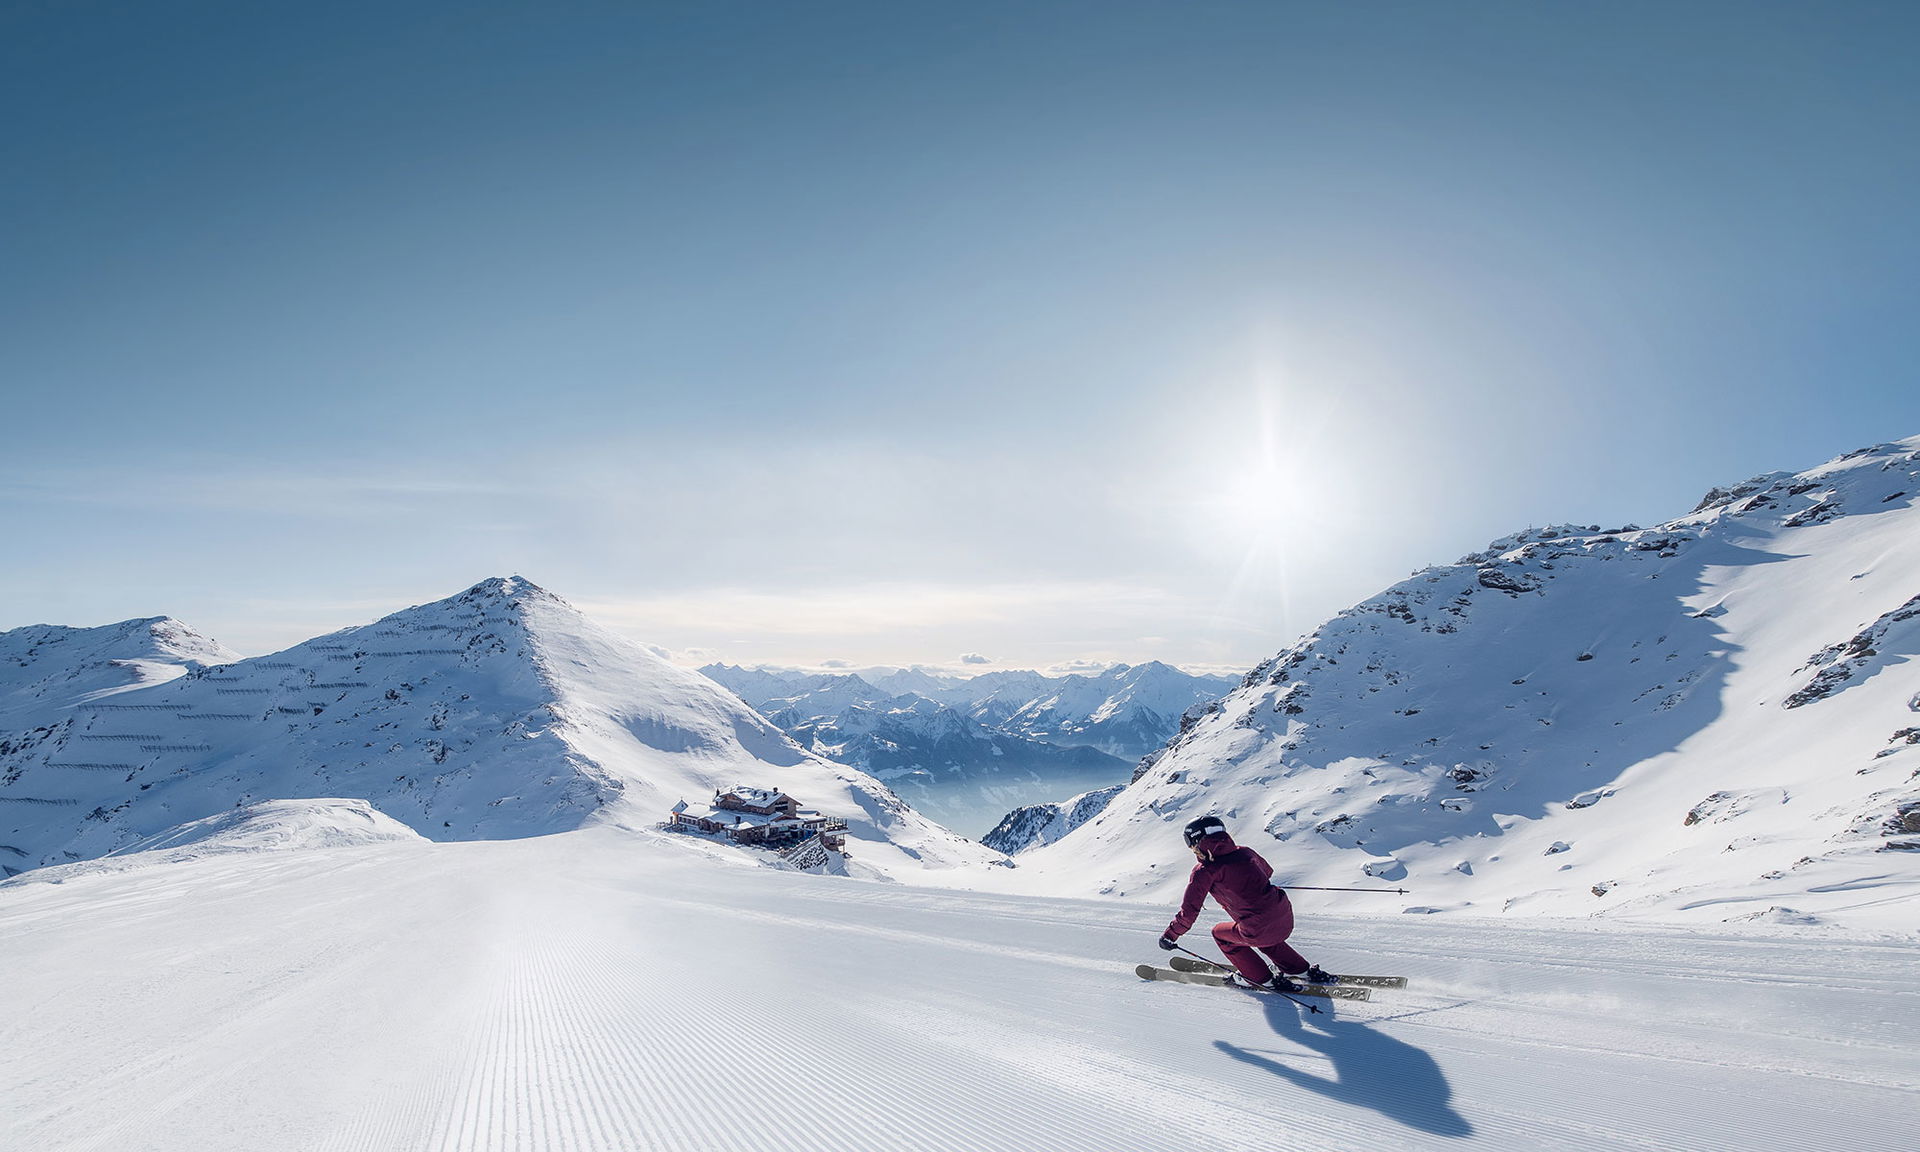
[760,674,898,727]
[0,617,239,730]
[0,578,990,878]
[862,665,978,702]
[989,661,1237,757]
[701,664,972,712]
[1004,439,1920,932]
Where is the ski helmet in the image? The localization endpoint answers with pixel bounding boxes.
[1182,815,1227,848]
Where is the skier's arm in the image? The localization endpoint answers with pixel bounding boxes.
[1163,868,1209,940]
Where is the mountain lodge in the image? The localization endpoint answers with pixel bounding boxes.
[669,786,849,855]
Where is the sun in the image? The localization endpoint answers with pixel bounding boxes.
[1190,394,1346,557]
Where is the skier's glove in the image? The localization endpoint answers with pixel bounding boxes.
[1157,935,1178,951]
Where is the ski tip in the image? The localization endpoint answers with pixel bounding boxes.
[1134,963,1160,980]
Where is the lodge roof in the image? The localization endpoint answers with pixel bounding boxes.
[721,786,790,806]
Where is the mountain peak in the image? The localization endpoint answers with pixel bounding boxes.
[455,575,564,608]
[331,576,589,656]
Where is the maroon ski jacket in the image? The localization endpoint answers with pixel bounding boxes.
[1163,830,1293,945]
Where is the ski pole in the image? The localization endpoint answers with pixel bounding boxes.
[1170,941,1224,969]
[1284,885,1410,894]
[1172,943,1322,1015]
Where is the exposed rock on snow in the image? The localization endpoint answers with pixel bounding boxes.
[980,783,1124,854]
[1684,789,1789,826]
[1782,592,1920,709]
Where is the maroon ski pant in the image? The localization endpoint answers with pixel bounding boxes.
[1211,913,1309,983]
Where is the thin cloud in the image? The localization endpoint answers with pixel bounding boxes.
[2,464,514,519]
[570,580,1242,671]
[1046,658,1115,674]
[575,581,1190,639]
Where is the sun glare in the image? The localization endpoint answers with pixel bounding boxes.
[1186,374,1352,560]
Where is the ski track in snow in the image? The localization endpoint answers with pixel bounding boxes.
[2,829,1914,1152]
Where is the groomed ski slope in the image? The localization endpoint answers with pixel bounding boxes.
[2,830,1912,1152]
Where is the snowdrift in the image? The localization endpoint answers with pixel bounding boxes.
[118,797,428,856]
[1,798,427,887]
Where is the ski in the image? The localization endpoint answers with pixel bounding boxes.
[1136,963,1371,1001]
[1166,954,1407,989]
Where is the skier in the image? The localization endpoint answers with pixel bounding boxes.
[1157,815,1337,992]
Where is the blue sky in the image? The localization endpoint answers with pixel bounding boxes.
[3,1,1917,672]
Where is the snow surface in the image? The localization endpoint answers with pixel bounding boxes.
[1,828,1911,1152]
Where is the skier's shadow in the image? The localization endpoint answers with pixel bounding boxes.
[1215,995,1473,1138]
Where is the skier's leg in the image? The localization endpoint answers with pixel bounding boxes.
[1209,921,1274,983]
[1257,940,1311,977]
[1250,897,1310,976]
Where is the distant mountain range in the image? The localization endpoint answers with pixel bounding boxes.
[994,438,1920,932]
[697,662,1236,836]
